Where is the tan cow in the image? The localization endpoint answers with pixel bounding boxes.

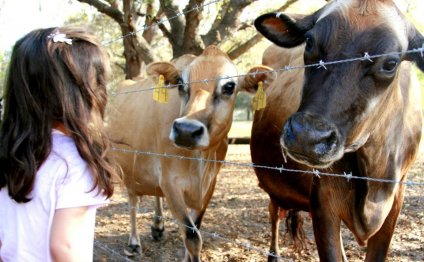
[107,46,271,262]
[251,0,424,261]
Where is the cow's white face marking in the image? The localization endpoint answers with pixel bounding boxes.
[170,46,239,150]
[317,0,355,22]
[377,3,408,51]
[317,0,408,51]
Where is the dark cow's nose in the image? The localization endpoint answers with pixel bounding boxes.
[281,112,340,165]
[171,120,205,148]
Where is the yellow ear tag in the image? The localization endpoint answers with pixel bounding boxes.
[153,74,168,103]
[252,81,266,111]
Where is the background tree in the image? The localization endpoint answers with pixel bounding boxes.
[0,50,10,97]
[75,0,301,79]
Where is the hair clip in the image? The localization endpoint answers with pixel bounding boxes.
[47,32,72,45]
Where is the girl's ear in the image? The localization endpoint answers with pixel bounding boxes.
[254,13,311,48]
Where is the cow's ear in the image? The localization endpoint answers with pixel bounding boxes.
[254,13,310,48]
[239,65,275,94]
[146,62,179,84]
[405,25,424,72]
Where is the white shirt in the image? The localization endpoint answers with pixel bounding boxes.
[0,130,109,262]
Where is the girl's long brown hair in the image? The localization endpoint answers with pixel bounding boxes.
[0,26,120,203]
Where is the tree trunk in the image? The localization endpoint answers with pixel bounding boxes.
[121,0,156,79]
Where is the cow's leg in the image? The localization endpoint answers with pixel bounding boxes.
[268,198,282,262]
[340,231,347,262]
[190,176,218,229]
[151,196,165,241]
[364,185,405,262]
[310,181,343,262]
[180,176,218,261]
[125,192,141,256]
[162,186,202,262]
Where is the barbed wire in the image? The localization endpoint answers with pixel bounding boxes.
[112,147,424,186]
[94,202,281,260]
[150,212,281,259]
[111,46,424,96]
[132,202,282,259]
[94,239,134,262]
[101,0,223,46]
[93,170,423,262]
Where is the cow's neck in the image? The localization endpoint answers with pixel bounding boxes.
[352,62,416,242]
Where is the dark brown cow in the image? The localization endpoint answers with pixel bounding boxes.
[251,0,423,261]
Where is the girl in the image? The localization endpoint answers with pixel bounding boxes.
[0,26,120,261]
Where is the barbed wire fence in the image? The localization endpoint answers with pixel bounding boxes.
[89,0,424,260]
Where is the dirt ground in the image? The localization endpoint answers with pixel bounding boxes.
[93,144,424,262]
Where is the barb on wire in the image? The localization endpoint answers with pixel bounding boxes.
[94,240,134,262]
[102,0,223,46]
[317,60,327,70]
[133,205,283,260]
[112,147,424,186]
[112,47,424,97]
[362,52,373,62]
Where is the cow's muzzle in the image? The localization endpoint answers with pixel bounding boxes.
[281,112,343,168]
[170,118,209,149]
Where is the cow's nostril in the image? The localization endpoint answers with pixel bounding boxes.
[326,131,337,148]
[192,126,204,139]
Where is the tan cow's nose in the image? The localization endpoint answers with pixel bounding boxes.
[170,119,206,148]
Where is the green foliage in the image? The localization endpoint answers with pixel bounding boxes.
[235,92,254,121]
[417,68,424,108]
[0,50,11,97]
[64,11,125,90]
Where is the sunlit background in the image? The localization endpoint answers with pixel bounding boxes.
[0,0,423,99]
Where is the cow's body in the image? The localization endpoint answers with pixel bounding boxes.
[253,0,424,261]
[107,46,264,262]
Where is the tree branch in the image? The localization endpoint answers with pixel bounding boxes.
[226,0,300,60]
[158,0,185,46]
[180,0,205,56]
[142,1,155,43]
[227,34,263,60]
[157,22,173,42]
[76,0,123,24]
[202,0,257,46]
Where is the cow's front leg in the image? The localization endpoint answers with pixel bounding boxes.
[162,184,202,262]
[182,217,202,262]
[151,196,165,241]
[364,185,405,262]
[189,176,218,229]
[310,179,343,262]
[124,191,141,256]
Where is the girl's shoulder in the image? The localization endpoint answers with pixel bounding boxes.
[51,130,85,167]
[38,130,88,185]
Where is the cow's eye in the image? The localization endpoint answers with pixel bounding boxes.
[177,78,185,93]
[305,35,314,52]
[381,59,398,73]
[222,82,236,95]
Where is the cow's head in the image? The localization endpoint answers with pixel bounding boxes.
[147,46,272,150]
[255,0,424,168]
